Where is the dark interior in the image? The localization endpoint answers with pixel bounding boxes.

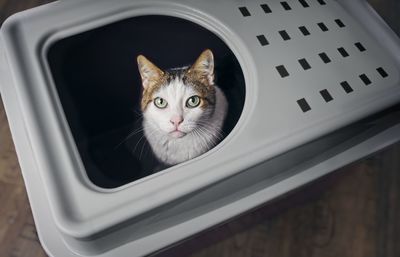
[47,15,246,188]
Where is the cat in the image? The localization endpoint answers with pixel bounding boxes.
[137,49,228,165]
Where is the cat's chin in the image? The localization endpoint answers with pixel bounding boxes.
[169,131,187,138]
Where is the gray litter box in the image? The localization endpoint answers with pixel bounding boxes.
[1,0,400,256]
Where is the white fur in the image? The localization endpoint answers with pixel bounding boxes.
[143,80,227,165]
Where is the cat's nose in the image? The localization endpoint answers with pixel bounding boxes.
[170,116,184,127]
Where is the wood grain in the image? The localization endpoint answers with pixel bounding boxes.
[0,1,400,257]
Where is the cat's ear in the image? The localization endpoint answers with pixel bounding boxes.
[190,49,215,85]
[137,55,164,89]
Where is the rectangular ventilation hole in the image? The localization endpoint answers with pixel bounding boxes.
[340,81,353,93]
[299,26,310,36]
[377,67,388,78]
[338,47,349,57]
[360,74,372,85]
[319,52,331,63]
[281,2,292,10]
[355,42,366,52]
[297,98,311,112]
[239,7,251,17]
[335,19,345,28]
[317,22,329,32]
[299,0,310,7]
[260,4,272,13]
[298,58,311,70]
[276,65,290,78]
[317,0,326,5]
[320,89,333,102]
[279,30,291,41]
[257,35,269,46]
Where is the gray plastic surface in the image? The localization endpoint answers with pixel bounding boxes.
[1,0,400,256]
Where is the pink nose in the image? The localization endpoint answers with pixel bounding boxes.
[170,116,184,127]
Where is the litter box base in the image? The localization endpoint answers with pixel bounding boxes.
[20,106,400,256]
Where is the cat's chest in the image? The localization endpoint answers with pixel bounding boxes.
[149,133,204,160]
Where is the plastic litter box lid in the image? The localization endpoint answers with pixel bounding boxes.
[1,0,400,240]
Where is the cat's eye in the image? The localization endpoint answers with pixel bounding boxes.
[186,96,201,108]
[154,97,168,109]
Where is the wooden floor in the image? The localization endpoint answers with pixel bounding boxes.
[0,1,400,257]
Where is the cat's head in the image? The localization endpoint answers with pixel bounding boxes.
[137,50,217,139]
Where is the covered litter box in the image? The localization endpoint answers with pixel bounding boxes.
[1,0,400,256]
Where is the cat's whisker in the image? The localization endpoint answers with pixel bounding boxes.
[139,139,147,161]
[138,129,159,161]
[131,108,144,118]
[144,141,152,161]
[114,125,149,150]
[207,127,224,141]
[197,120,224,132]
[188,121,219,145]
[193,129,208,151]
[196,127,215,149]
[132,132,151,156]
[196,123,224,142]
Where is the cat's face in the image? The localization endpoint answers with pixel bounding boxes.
[137,50,216,139]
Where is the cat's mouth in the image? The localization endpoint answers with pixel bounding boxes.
[169,130,187,138]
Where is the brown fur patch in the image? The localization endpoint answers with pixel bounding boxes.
[183,70,216,109]
[140,75,167,110]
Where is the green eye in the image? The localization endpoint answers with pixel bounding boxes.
[154,97,168,109]
[186,96,201,108]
